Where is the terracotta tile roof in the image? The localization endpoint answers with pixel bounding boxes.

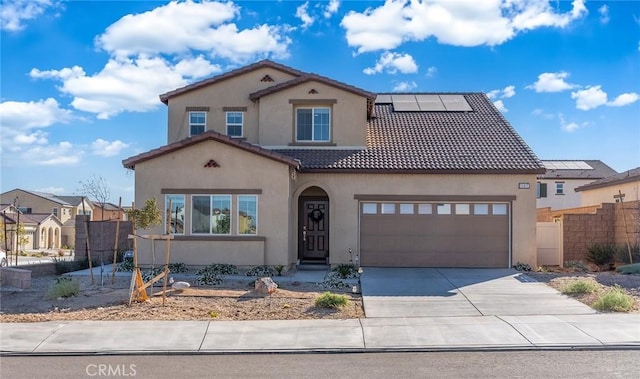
[274,93,544,173]
[249,73,376,102]
[575,167,640,192]
[123,130,300,170]
[539,160,618,179]
[159,60,306,104]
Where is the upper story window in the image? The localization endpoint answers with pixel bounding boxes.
[52,208,58,217]
[226,112,243,137]
[555,182,564,195]
[189,112,206,136]
[18,207,32,214]
[536,182,547,198]
[296,107,330,142]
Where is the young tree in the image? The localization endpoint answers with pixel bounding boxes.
[16,223,29,253]
[77,175,111,219]
[126,197,162,230]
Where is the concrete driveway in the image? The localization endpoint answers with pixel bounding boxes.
[360,268,596,318]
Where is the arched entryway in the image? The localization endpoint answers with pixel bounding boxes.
[298,186,329,264]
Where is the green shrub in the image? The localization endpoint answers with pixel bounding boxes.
[53,258,85,274]
[116,260,135,272]
[322,271,350,289]
[561,279,598,295]
[332,264,358,279]
[142,267,165,283]
[616,263,640,275]
[586,243,616,266]
[198,263,237,276]
[592,285,635,312]
[246,266,275,277]
[48,277,80,299]
[168,262,189,273]
[617,244,640,265]
[274,265,285,276]
[314,292,348,308]
[513,262,532,271]
[195,264,231,285]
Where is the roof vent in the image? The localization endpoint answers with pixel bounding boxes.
[308,89,318,94]
[204,159,220,168]
[260,75,274,82]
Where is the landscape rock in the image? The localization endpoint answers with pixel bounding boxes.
[255,277,278,294]
[171,281,190,291]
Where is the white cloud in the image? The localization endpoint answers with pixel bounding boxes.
[598,4,609,24]
[91,139,130,157]
[425,66,437,77]
[493,100,508,113]
[570,86,639,111]
[363,52,418,75]
[24,141,82,166]
[0,0,58,32]
[559,114,581,132]
[341,0,587,53]
[392,81,417,92]
[36,186,66,194]
[608,93,639,107]
[532,108,554,120]
[487,85,515,100]
[296,2,315,29]
[324,0,340,18]
[13,131,48,145]
[527,72,576,92]
[96,0,290,62]
[571,86,608,110]
[0,98,72,132]
[30,56,220,119]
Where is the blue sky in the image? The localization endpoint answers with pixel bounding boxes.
[1,0,639,206]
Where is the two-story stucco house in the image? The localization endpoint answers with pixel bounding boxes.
[123,60,545,269]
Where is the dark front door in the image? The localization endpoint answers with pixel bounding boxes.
[299,199,329,261]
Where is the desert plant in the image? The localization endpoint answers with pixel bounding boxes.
[116,260,135,272]
[48,277,80,299]
[513,262,532,271]
[617,244,640,265]
[195,264,231,285]
[561,279,598,295]
[592,285,635,312]
[168,262,189,273]
[53,258,85,275]
[564,260,589,272]
[274,265,285,276]
[314,292,348,308]
[142,267,164,283]
[246,266,275,277]
[322,271,350,289]
[586,243,616,267]
[332,263,358,279]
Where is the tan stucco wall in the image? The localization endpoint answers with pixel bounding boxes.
[581,180,640,206]
[166,67,298,143]
[257,81,367,147]
[291,173,539,268]
[131,139,293,267]
[536,179,594,210]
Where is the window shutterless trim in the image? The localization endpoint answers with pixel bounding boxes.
[185,106,210,111]
[289,99,337,105]
[354,195,517,201]
[223,106,247,111]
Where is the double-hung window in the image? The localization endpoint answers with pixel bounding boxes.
[189,112,206,136]
[238,195,257,235]
[226,112,243,137]
[296,107,330,142]
[165,195,185,234]
[191,195,231,234]
[555,182,564,195]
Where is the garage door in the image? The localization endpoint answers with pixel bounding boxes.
[359,202,510,268]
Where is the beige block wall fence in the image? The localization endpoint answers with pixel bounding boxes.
[537,200,640,263]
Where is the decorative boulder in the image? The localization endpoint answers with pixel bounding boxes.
[171,281,190,291]
[255,277,278,294]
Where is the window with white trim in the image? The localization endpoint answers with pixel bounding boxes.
[418,204,432,214]
[474,204,489,215]
[189,112,206,136]
[399,204,414,214]
[436,203,451,215]
[381,203,396,214]
[165,194,185,234]
[296,107,330,142]
[192,195,231,234]
[555,182,564,195]
[226,112,243,137]
[492,204,508,215]
[362,203,377,214]
[455,204,470,215]
[238,195,257,235]
[52,208,58,217]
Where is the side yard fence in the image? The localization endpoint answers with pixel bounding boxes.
[74,215,133,264]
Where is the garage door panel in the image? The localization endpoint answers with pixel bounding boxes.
[360,202,509,268]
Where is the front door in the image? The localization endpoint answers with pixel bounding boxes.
[299,199,329,261]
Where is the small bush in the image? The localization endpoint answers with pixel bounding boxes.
[513,262,532,271]
[586,243,616,267]
[561,279,598,295]
[617,244,640,265]
[616,263,640,275]
[199,263,238,276]
[53,258,85,274]
[116,260,135,272]
[592,285,635,312]
[246,266,275,277]
[48,277,80,299]
[196,265,225,285]
[332,264,358,279]
[322,271,350,289]
[314,292,348,308]
[274,265,285,276]
[168,262,189,273]
[142,267,165,283]
[564,260,589,272]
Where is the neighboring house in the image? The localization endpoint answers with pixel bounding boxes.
[123,60,544,269]
[0,204,62,250]
[92,202,127,221]
[575,167,640,205]
[0,190,94,248]
[536,160,618,210]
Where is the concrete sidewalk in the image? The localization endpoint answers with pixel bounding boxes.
[1,314,639,355]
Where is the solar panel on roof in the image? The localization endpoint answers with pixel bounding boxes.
[543,161,593,170]
[440,95,472,111]
[416,94,446,111]
[392,94,417,102]
[375,94,393,104]
[394,101,420,111]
